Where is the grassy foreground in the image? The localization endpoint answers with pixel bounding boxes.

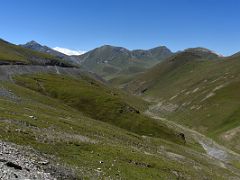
[0,73,236,179]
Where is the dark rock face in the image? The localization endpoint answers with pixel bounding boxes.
[141,88,148,94]
[5,162,23,170]
[177,133,186,144]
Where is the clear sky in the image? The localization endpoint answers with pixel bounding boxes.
[0,0,239,55]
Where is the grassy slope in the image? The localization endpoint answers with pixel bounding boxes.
[127,52,240,153]
[0,39,72,66]
[0,77,235,179]
[108,73,141,88]
[14,74,184,142]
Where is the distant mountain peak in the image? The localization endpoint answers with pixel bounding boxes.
[22,41,48,49]
[21,41,79,63]
[149,45,171,51]
[27,40,38,44]
[75,44,173,78]
[185,47,212,52]
[24,40,42,46]
[98,45,129,51]
[184,47,223,57]
[101,45,114,48]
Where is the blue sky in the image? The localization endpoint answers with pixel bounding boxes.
[0,0,239,55]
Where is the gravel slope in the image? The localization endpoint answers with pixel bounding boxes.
[0,141,76,179]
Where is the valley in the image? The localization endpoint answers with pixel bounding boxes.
[0,38,240,179]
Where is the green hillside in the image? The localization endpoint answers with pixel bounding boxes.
[126,49,240,154]
[14,73,185,142]
[0,73,237,179]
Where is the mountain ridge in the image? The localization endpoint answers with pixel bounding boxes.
[21,40,78,63]
[74,44,173,79]
[0,39,74,67]
[21,41,174,79]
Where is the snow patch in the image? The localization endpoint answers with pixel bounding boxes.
[53,47,86,56]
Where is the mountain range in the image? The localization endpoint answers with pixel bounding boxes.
[22,41,173,79]
[1,38,240,179]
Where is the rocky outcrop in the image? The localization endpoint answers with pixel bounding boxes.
[0,141,76,179]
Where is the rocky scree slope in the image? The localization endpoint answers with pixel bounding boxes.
[0,141,76,179]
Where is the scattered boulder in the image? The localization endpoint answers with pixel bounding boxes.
[38,160,49,165]
[177,133,186,144]
[128,159,152,168]
[141,88,148,94]
[29,115,37,120]
[118,105,140,114]
[5,162,22,170]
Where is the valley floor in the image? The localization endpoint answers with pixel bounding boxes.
[145,108,240,177]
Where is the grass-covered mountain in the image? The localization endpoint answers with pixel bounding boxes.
[0,39,73,66]
[110,47,219,88]
[126,47,240,155]
[74,45,173,79]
